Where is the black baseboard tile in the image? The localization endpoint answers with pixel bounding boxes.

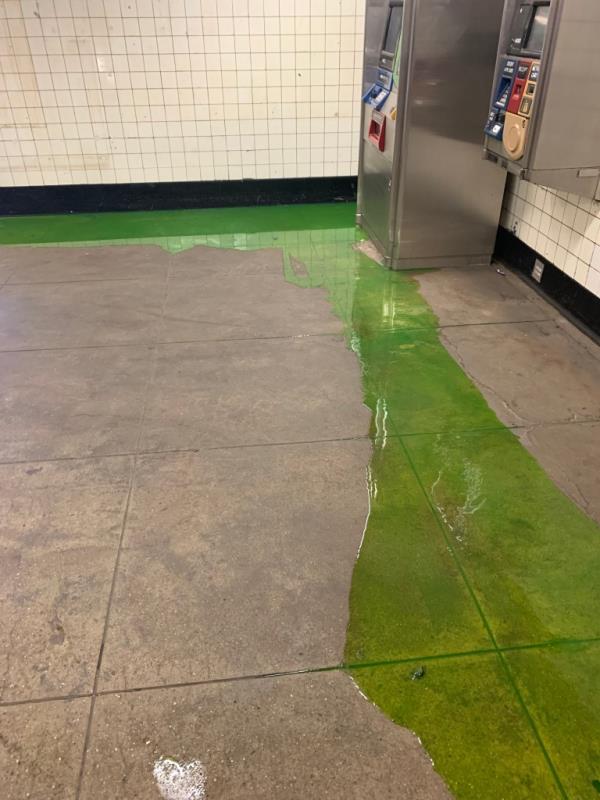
[494,226,600,339]
[0,176,358,217]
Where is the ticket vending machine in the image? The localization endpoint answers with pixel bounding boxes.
[357,0,507,269]
[484,0,600,198]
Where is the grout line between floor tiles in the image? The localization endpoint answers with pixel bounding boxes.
[0,691,93,708]
[201,418,600,447]
[0,256,22,284]
[0,316,559,357]
[344,635,600,673]
[395,435,500,649]
[376,317,554,334]
[396,430,569,800]
[74,460,136,798]
[203,434,372,451]
[4,634,600,710]
[0,330,341,355]
[497,259,600,348]
[2,415,600,469]
[397,418,600,435]
[73,266,171,800]
[4,276,165,287]
[497,651,568,799]
[0,436,372,468]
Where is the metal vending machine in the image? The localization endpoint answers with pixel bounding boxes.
[483,0,600,199]
[357,0,507,269]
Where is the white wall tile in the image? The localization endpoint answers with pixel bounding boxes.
[587,267,600,296]
[504,175,600,298]
[0,0,364,189]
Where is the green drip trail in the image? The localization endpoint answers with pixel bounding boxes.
[2,203,599,799]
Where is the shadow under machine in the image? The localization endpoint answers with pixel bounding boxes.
[357,0,507,269]
[483,0,600,199]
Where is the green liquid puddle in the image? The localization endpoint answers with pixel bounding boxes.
[2,203,599,798]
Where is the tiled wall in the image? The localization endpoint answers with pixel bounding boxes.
[0,0,365,186]
[502,176,600,299]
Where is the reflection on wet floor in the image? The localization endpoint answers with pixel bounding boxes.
[275,223,599,799]
[1,203,599,799]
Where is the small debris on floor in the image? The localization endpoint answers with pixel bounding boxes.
[410,666,426,681]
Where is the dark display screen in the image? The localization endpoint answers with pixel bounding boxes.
[508,2,549,56]
[509,4,530,50]
[526,5,549,54]
[383,5,403,55]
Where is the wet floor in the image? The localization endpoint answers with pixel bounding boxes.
[0,204,599,799]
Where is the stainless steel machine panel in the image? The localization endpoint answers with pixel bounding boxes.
[358,0,506,270]
[357,0,399,256]
[484,0,600,198]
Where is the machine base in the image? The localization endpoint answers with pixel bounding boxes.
[385,253,493,270]
[356,216,493,270]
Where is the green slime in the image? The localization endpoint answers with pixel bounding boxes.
[1,203,599,799]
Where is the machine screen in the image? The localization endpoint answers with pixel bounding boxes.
[509,4,530,50]
[383,5,403,55]
[526,6,549,54]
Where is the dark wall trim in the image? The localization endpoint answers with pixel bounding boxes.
[495,226,600,339]
[0,176,357,216]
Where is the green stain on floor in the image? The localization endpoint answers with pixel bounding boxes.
[0,202,355,252]
[2,202,599,799]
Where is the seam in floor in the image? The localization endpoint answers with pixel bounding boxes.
[396,427,569,799]
[0,316,560,357]
[2,416,600,467]
[3,277,161,286]
[0,330,342,355]
[73,269,171,800]
[4,635,600,710]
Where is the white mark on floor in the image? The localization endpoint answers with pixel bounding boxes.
[430,438,486,544]
[348,674,372,703]
[153,757,206,800]
[356,465,375,561]
[374,397,389,449]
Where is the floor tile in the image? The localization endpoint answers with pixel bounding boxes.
[169,244,283,278]
[339,261,438,334]
[516,421,600,525]
[415,265,554,326]
[0,261,16,285]
[345,439,491,664]
[286,253,438,334]
[315,271,360,325]
[0,211,597,800]
[0,346,153,461]
[160,272,341,342]
[139,336,370,451]
[0,279,166,350]
[99,440,371,689]
[283,241,362,287]
[441,320,600,426]
[82,672,450,799]
[1,697,90,800]
[0,457,131,701]
[358,329,500,435]
[2,245,169,283]
[351,654,563,799]
[505,642,600,800]
[403,430,600,645]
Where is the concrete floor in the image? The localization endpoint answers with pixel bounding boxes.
[415,267,600,526]
[0,243,449,800]
[1,237,599,799]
